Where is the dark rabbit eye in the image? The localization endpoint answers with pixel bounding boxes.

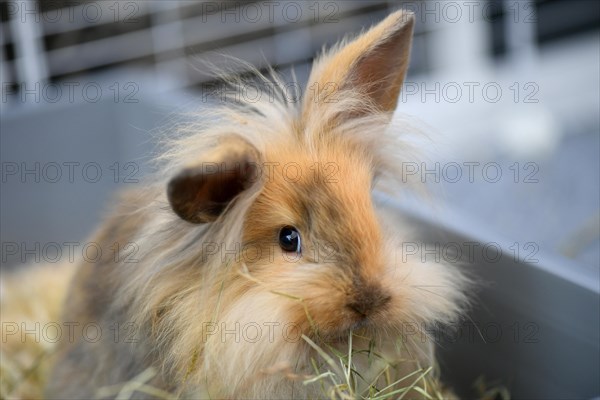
[279,226,301,253]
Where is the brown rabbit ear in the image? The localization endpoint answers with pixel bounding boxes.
[304,10,415,116]
[167,138,259,223]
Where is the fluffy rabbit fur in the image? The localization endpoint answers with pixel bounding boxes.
[43,10,467,399]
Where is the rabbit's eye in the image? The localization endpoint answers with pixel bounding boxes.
[279,226,301,253]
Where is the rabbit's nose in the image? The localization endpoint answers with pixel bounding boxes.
[347,288,391,317]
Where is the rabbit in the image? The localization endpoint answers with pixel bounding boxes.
[38,9,467,399]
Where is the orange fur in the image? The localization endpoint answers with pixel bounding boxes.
[3,10,468,399]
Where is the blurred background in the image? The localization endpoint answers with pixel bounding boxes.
[1,0,599,398]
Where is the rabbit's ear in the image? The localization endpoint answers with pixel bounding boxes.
[167,138,259,223]
[304,10,415,116]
